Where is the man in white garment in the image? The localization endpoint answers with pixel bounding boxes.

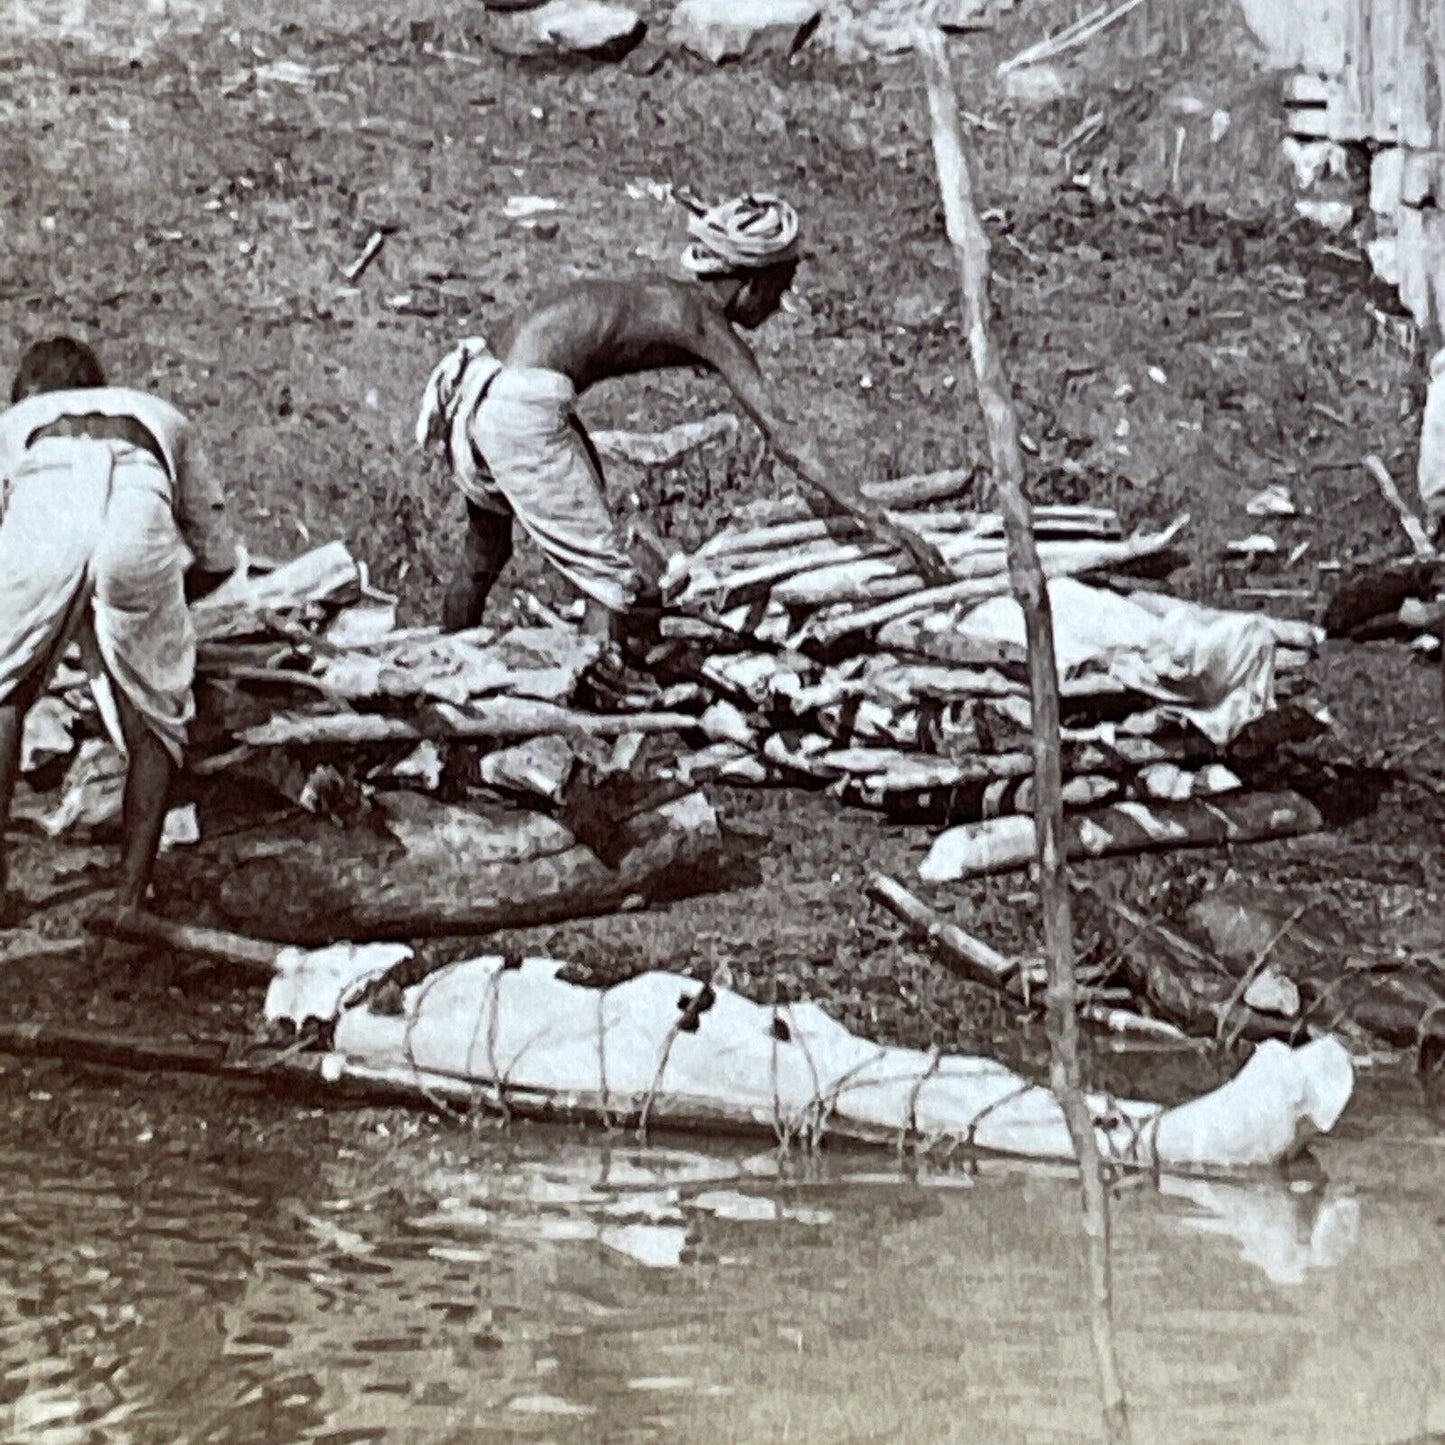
[0,337,237,927]
[416,192,953,638]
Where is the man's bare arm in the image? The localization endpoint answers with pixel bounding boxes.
[687,309,953,586]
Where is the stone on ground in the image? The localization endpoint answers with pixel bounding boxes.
[1002,63,1076,107]
[669,0,822,64]
[488,0,646,60]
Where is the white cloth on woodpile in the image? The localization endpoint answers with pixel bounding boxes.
[414,337,499,456]
[0,437,196,762]
[955,578,1278,746]
[680,192,801,278]
[0,386,237,572]
[1418,346,1445,520]
[422,340,638,614]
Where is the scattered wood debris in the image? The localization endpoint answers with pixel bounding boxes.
[16,544,728,942]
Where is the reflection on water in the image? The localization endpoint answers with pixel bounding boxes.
[0,1064,1442,1444]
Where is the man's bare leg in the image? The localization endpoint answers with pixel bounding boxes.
[114,697,176,915]
[0,676,44,925]
[443,502,513,632]
[0,704,23,924]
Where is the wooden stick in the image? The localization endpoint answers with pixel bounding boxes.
[916,29,1131,1444]
[867,877,1190,1047]
[1364,453,1438,559]
[89,911,280,977]
[239,702,699,749]
[865,873,1019,990]
[0,1023,1006,1155]
[997,0,1145,76]
[342,230,387,283]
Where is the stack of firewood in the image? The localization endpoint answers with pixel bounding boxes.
[632,480,1329,845]
[13,544,728,942]
[13,490,1339,921]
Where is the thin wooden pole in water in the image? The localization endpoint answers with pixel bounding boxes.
[914,26,1132,1444]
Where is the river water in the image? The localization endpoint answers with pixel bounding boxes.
[0,1061,1442,1445]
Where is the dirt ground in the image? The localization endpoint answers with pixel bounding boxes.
[5,0,1445,1101]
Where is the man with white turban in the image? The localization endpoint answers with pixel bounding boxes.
[417,192,952,637]
[0,336,238,927]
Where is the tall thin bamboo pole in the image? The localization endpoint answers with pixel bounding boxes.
[914,26,1132,1444]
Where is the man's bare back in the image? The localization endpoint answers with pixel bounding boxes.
[496,274,954,590]
[493,278,721,393]
[416,195,954,631]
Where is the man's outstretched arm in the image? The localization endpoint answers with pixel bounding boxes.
[688,311,954,587]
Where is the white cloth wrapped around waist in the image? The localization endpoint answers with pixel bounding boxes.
[1419,346,1445,519]
[0,437,196,762]
[449,363,638,614]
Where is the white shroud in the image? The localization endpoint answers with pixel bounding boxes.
[268,951,1355,1176]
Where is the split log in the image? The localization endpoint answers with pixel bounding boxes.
[919,790,1324,882]
[311,626,602,707]
[377,792,578,864]
[841,754,1202,825]
[239,700,698,748]
[866,873,1019,990]
[981,773,1122,817]
[762,735,1035,786]
[477,734,580,804]
[692,504,1121,572]
[798,522,1188,647]
[1133,763,1242,803]
[193,542,363,643]
[206,790,725,944]
[732,466,978,526]
[690,507,969,565]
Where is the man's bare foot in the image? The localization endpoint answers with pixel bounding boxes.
[90,897,142,931]
[0,890,31,930]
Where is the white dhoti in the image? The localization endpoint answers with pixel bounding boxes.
[455,366,638,614]
[0,438,195,762]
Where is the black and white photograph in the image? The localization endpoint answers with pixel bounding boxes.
[2,0,1444,1439]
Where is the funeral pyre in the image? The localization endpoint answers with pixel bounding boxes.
[647,471,1334,878]
[15,542,730,943]
[18,473,1445,1063]
[15,469,1343,935]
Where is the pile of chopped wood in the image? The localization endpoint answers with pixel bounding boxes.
[14,487,1341,934]
[14,543,728,943]
[639,480,1331,860]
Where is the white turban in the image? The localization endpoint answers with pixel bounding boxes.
[680,193,801,278]
[415,337,492,453]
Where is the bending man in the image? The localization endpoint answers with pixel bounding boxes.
[416,192,953,636]
[0,337,237,926]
